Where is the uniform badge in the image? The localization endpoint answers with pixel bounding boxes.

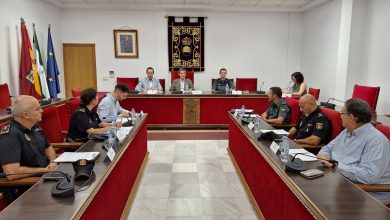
[0,124,10,135]
[24,133,31,141]
[316,123,323,130]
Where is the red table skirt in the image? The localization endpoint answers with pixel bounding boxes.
[229,118,314,220]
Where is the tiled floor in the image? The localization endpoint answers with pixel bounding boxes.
[127,140,259,220]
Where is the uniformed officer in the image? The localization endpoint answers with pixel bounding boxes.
[212,68,235,93]
[288,94,330,146]
[0,95,58,202]
[67,88,118,142]
[261,87,291,125]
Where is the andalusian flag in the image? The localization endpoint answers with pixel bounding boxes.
[19,18,42,99]
[32,24,50,99]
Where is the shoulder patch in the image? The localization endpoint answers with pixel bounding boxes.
[0,124,10,135]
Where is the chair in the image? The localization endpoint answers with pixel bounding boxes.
[0,84,12,109]
[374,124,390,140]
[272,97,299,130]
[352,84,380,112]
[170,70,194,84]
[66,98,81,116]
[117,77,139,90]
[40,106,83,152]
[56,104,70,131]
[159,79,165,92]
[308,87,320,100]
[320,107,342,140]
[71,88,81,97]
[236,78,257,92]
[211,78,234,90]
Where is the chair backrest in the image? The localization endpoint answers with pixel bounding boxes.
[117,77,139,90]
[351,84,380,112]
[308,87,320,100]
[56,104,70,131]
[71,88,81,97]
[40,106,64,143]
[374,124,390,140]
[66,98,81,116]
[236,78,257,92]
[284,97,299,124]
[320,106,342,140]
[159,79,165,92]
[0,84,12,109]
[171,71,194,84]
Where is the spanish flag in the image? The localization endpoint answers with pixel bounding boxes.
[19,18,42,99]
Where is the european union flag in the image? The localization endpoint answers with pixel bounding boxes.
[46,25,60,98]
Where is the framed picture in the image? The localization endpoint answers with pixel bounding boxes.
[113,29,139,58]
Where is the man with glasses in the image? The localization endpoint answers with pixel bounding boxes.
[317,98,390,205]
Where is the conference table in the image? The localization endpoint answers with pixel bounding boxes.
[0,114,148,219]
[0,98,71,124]
[120,91,270,128]
[228,113,390,219]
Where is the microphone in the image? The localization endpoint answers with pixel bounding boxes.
[291,153,338,169]
[256,82,265,94]
[286,81,291,89]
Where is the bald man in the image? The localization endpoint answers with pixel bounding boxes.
[0,96,57,180]
[288,94,330,146]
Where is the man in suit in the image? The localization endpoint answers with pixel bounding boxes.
[169,68,194,92]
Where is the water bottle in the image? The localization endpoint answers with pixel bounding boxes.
[280,135,289,164]
[184,84,189,94]
[240,105,245,118]
[254,115,260,133]
[107,121,117,149]
[131,108,136,122]
[225,84,230,94]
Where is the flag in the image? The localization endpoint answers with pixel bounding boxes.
[19,18,42,99]
[32,24,50,99]
[47,25,60,98]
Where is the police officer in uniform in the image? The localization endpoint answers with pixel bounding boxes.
[212,68,235,93]
[67,88,118,142]
[288,94,330,149]
[0,95,58,203]
[261,87,291,125]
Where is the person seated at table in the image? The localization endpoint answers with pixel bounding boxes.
[317,98,390,205]
[169,68,194,92]
[67,88,118,142]
[289,72,307,96]
[97,84,130,122]
[135,67,163,93]
[212,68,235,92]
[261,87,290,125]
[0,95,58,202]
[288,94,330,150]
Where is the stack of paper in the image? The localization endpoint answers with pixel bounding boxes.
[54,152,100,163]
[288,149,318,162]
[260,129,289,135]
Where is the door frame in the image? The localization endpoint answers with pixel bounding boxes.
[63,43,97,98]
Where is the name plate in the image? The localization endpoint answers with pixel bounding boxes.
[232,90,242,95]
[247,122,255,130]
[107,147,116,161]
[282,93,292,98]
[146,90,158,94]
[191,90,202,95]
[270,141,280,154]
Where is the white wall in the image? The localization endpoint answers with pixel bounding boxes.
[61,9,302,92]
[0,0,64,97]
[301,0,342,102]
[361,0,390,114]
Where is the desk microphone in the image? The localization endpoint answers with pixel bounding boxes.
[286,81,291,89]
[256,82,265,94]
[285,153,339,173]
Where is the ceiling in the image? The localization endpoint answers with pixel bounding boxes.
[44,0,332,12]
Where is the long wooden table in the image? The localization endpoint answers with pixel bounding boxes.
[0,98,71,124]
[120,92,270,128]
[228,113,390,219]
[0,114,148,219]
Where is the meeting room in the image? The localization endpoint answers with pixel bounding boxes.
[0,0,390,219]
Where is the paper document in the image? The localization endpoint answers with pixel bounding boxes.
[248,114,260,118]
[260,129,289,135]
[288,149,318,161]
[233,109,254,113]
[54,152,100,163]
[282,93,292,98]
[116,127,133,143]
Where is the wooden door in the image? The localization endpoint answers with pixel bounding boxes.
[63,44,97,98]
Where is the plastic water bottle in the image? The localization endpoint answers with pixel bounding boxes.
[240,105,245,118]
[107,121,117,149]
[131,108,136,122]
[280,135,289,164]
[184,84,189,94]
[225,84,229,94]
[254,115,260,133]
